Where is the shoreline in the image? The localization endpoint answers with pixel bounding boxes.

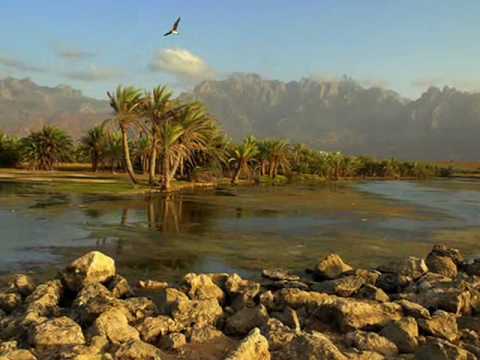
[0,245,480,359]
[0,167,468,197]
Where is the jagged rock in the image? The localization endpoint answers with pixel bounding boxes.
[136,316,178,343]
[106,275,133,298]
[8,274,35,297]
[123,297,157,321]
[158,332,186,350]
[25,280,63,316]
[376,273,412,293]
[395,300,430,319]
[271,307,301,331]
[225,274,261,310]
[92,307,139,344]
[0,349,37,359]
[171,298,223,328]
[114,340,164,360]
[318,298,403,332]
[225,328,270,360]
[403,284,472,315]
[380,317,419,353]
[259,291,276,310]
[312,275,365,297]
[156,288,189,315]
[183,273,224,303]
[30,316,85,350]
[357,284,390,302]
[0,341,17,354]
[225,304,269,335]
[62,251,116,292]
[262,269,300,282]
[430,244,464,265]
[418,311,458,342]
[349,269,381,286]
[415,337,475,360]
[72,283,120,324]
[281,331,347,360]
[427,254,458,279]
[189,324,228,343]
[345,330,398,356]
[314,254,353,280]
[0,292,21,313]
[378,257,428,280]
[274,288,335,311]
[260,318,296,351]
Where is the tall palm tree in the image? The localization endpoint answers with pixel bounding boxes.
[106,86,144,184]
[81,126,106,172]
[141,86,179,185]
[229,136,259,185]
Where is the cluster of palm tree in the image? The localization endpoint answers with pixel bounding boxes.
[80,85,224,190]
[226,137,442,182]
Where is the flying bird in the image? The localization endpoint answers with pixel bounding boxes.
[164,17,181,37]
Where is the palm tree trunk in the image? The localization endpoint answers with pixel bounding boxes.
[162,153,171,191]
[169,157,181,181]
[149,139,157,185]
[231,162,242,185]
[120,126,137,184]
[92,151,98,172]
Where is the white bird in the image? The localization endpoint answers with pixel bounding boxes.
[164,17,181,37]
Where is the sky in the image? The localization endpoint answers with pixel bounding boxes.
[0,0,479,99]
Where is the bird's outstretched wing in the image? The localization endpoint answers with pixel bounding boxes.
[172,17,181,31]
[164,30,173,37]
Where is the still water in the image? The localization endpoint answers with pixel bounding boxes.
[0,180,479,282]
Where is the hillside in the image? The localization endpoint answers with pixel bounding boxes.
[0,77,109,137]
[1,75,479,161]
[181,74,480,161]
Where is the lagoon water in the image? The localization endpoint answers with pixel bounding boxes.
[0,179,479,282]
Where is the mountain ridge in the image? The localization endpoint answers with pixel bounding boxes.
[0,75,479,161]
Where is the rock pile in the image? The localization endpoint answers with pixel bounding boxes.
[1,246,480,359]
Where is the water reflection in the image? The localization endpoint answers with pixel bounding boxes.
[1,180,480,282]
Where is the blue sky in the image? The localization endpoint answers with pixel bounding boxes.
[0,0,479,99]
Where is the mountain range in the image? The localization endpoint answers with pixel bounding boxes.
[0,77,109,137]
[1,74,479,161]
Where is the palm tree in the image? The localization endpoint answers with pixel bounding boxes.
[229,136,259,185]
[104,132,123,173]
[106,86,144,184]
[140,86,179,185]
[81,126,106,172]
[21,125,73,170]
[266,139,290,178]
[158,102,217,190]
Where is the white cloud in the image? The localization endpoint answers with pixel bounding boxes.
[62,66,123,82]
[0,55,45,72]
[148,48,216,83]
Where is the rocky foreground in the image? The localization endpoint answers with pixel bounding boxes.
[1,246,480,359]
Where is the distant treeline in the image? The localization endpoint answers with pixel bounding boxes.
[0,85,452,188]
